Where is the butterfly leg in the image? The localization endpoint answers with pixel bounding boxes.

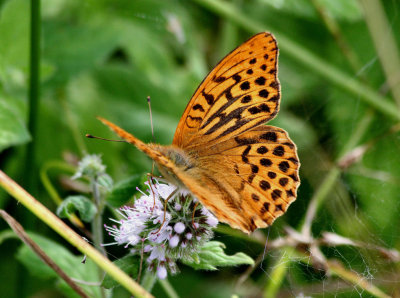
[152,188,178,234]
[146,174,157,208]
[191,202,199,229]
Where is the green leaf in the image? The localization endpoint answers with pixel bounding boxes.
[182,241,254,270]
[0,96,30,152]
[102,255,140,289]
[97,173,114,192]
[16,233,102,297]
[106,174,145,207]
[57,195,97,222]
[43,17,122,85]
[0,0,29,86]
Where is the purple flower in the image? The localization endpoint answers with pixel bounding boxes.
[104,179,218,279]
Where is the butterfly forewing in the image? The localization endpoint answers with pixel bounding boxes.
[173,32,280,149]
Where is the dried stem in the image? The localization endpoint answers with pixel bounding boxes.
[0,210,89,298]
[0,170,153,298]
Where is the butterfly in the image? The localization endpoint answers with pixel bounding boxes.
[98,32,300,234]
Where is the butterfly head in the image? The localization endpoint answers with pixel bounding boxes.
[153,145,196,188]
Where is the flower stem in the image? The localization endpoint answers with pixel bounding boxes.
[0,170,153,298]
[91,176,106,255]
[159,279,179,298]
[91,177,107,298]
[141,271,157,292]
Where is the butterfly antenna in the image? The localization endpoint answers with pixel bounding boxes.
[86,134,128,143]
[147,96,156,175]
[147,96,156,144]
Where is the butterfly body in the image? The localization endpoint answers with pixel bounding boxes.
[153,145,197,187]
[99,32,300,233]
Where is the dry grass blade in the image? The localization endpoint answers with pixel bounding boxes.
[0,210,89,298]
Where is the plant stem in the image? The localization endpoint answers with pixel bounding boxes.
[141,271,157,292]
[159,279,179,298]
[310,0,362,74]
[25,0,41,192]
[0,170,153,298]
[193,0,400,121]
[91,176,106,255]
[91,177,106,298]
[360,0,400,108]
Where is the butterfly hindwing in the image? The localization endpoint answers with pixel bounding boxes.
[191,125,300,231]
[173,32,280,150]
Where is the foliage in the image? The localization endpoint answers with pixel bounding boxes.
[0,0,400,297]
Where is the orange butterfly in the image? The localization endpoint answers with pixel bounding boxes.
[99,32,300,233]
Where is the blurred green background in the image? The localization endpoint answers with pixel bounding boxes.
[1,0,400,297]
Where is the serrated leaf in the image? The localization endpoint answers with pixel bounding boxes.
[57,195,97,222]
[106,174,145,207]
[102,255,140,289]
[16,233,102,297]
[182,241,254,270]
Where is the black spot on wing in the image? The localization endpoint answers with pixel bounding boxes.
[201,89,214,105]
[279,177,289,186]
[260,132,277,142]
[271,189,282,200]
[240,81,250,90]
[260,180,271,190]
[279,161,290,173]
[242,145,251,163]
[260,158,272,167]
[252,193,260,202]
[193,104,205,112]
[241,95,252,103]
[273,146,285,156]
[257,146,268,154]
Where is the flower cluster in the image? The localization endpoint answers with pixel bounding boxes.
[104,179,218,279]
[72,154,106,180]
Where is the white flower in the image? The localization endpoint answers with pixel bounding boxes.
[157,266,167,279]
[148,245,166,262]
[174,222,185,234]
[202,207,218,227]
[169,235,180,248]
[174,203,182,211]
[148,225,172,244]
